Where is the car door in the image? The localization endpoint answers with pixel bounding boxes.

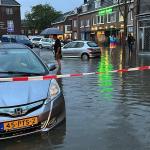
[62,42,77,57]
[70,42,84,57]
[41,38,47,47]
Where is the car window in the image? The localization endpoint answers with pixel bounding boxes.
[75,42,84,48]
[42,39,46,42]
[87,42,98,47]
[15,35,29,41]
[33,38,41,41]
[46,39,50,42]
[63,42,77,48]
[0,48,48,76]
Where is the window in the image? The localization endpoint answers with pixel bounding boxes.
[119,12,124,22]
[95,0,101,9]
[87,42,98,47]
[92,17,97,25]
[6,8,13,15]
[100,16,104,24]
[97,15,104,24]
[110,12,116,23]
[107,14,111,23]
[107,12,116,23]
[73,32,78,40]
[63,42,76,48]
[73,20,77,27]
[75,42,84,48]
[130,10,133,20]
[82,4,88,12]
[97,16,100,24]
[85,19,90,27]
[80,20,84,27]
[7,20,14,28]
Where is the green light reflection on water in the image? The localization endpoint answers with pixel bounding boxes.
[97,51,113,101]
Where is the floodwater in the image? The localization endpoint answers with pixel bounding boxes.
[1,48,150,150]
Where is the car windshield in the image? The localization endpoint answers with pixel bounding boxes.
[15,35,29,41]
[0,48,49,77]
[87,42,98,47]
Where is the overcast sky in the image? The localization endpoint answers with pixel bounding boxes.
[17,0,83,19]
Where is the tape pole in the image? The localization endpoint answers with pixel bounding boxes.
[0,65,149,82]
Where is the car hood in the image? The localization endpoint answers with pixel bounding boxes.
[0,80,51,107]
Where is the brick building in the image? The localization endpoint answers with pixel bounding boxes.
[52,0,134,46]
[0,0,21,36]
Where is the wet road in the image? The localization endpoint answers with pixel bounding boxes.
[1,48,150,150]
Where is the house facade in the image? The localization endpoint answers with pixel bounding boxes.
[0,0,21,36]
[52,11,78,41]
[136,0,150,53]
[52,0,134,46]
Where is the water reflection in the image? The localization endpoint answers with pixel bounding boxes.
[0,122,66,150]
[97,49,114,100]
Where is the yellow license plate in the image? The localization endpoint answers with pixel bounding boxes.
[3,117,38,131]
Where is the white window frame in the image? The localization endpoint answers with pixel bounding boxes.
[110,12,116,23]
[92,16,96,25]
[80,20,84,28]
[7,20,14,28]
[119,12,124,22]
[6,8,13,15]
[73,20,77,28]
[85,19,90,27]
[100,15,105,24]
[130,10,133,21]
[107,12,116,23]
[107,14,111,23]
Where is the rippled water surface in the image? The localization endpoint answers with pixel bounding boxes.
[1,48,150,150]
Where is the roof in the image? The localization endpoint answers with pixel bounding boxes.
[52,11,76,24]
[0,0,20,6]
[0,43,27,49]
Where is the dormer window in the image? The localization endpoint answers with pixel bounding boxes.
[95,0,101,9]
[113,0,118,4]
[82,4,88,12]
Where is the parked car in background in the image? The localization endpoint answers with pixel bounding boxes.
[1,35,33,49]
[0,43,66,140]
[62,41,101,60]
[39,38,54,49]
[30,37,42,48]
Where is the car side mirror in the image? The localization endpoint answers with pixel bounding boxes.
[47,63,57,71]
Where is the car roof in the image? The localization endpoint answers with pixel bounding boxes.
[0,43,29,49]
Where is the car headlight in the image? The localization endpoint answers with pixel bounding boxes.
[45,79,61,104]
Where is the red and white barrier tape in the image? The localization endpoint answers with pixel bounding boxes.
[0,66,150,82]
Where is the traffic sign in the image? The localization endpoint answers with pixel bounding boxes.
[7,27,14,33]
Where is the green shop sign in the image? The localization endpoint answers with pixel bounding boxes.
[99,6,113,16]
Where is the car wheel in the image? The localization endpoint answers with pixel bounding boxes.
[39,45,43,49]
[81,53,89,60]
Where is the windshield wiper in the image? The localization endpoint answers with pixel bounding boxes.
[0,71,44,76]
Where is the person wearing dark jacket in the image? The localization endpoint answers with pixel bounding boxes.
[53,34,62,68]
[127,34,135,56]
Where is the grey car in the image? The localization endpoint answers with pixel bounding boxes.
[30,37,42,48]
[0,43,65,140]
[62,41,101,59]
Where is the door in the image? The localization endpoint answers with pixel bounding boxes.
[62,42,76,57]
[144,27,150,52]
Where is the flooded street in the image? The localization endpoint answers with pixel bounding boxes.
[1,48,150,150]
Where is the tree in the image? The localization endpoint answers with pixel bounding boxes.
[117,0,132,45]
[25,4,62,32]
[117,0,133,63]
